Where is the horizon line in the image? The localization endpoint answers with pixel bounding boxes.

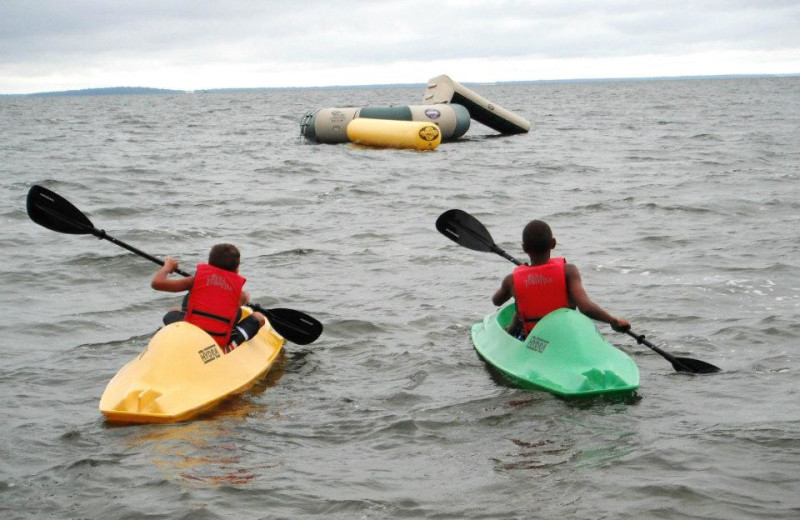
[2,72,798,97]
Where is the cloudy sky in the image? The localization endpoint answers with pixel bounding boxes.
[2,0,799,94]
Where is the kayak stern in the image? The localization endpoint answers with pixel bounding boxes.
[471,306,639,398]
[100,311,285,424]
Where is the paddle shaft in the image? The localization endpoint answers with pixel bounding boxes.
[29,189,193,277]
[27,184,322,345]
[626,331,673,360]
[112,242,322,345]
[97,229,192,278]
[85,229,321,343]
[491,245,523,266]
[495,237,715,372]
[492,241,716,372]
[436,208,721,374]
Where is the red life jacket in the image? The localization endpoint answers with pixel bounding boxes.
[512,257,570,334]
[185,263,246,347]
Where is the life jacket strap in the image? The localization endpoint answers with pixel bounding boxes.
[190,308,231,324]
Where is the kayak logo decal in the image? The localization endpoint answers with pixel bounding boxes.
[527,335,549,353]
[199,344,220,364]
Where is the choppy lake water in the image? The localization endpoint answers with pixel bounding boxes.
[1,77,799,519]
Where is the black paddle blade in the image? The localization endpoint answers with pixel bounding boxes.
[627,330,721,374]
[672,356,722,374]
[27,185,96,235]
[436,209,496,253]
[250,304,323,345]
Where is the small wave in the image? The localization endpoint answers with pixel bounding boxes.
[258,248,319,259]
[321,318,385,339]
[691,133,723,141]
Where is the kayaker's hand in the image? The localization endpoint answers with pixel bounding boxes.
[163,257,179,274]
[239,289,251,306]
[611,318,631,333]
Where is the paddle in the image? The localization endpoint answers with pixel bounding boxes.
[26,184,323,345]
[624,330,720,374]
[246,303,322,346]
[435,208,721,374]
[436,208,525,266]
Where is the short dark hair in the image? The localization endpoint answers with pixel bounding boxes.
[208,243,240,271]
[522,220,553,254]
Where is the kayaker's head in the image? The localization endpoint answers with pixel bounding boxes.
[208,243,241,272]
[521,220,556,259]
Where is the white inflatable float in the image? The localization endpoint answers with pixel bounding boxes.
[422,74,530,134]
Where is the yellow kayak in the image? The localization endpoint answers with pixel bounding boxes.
[100,307,285,424]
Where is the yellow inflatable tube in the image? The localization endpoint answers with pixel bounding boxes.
[346,118,441,150]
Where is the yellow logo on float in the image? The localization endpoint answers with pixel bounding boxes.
[419,125,440,142]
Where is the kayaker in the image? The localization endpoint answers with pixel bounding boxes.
[492,220,630,338]
[151,243,266,353]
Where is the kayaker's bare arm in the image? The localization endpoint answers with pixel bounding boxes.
[151,257,194,292]
[492,274,514,306]
[565,263,630,332]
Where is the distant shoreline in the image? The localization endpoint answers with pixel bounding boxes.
[2,73,797,98]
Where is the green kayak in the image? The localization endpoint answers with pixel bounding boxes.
[471,305,639,398]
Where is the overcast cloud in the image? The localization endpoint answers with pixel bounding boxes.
[1,0,798,94]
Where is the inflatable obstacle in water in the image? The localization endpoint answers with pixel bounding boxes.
[301,104,469,148]
[347,118,442,150]
[300,74,530,149]
[423,74,531,135]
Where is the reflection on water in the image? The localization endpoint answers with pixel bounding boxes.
[115,352,289,487]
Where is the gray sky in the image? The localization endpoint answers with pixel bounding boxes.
[2,0,799,94]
